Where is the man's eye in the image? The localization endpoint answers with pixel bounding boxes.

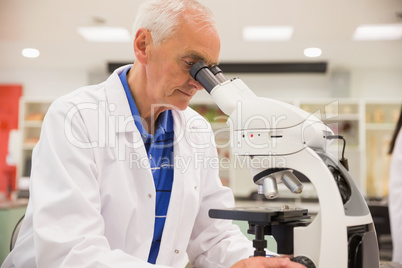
[185,61,195,66]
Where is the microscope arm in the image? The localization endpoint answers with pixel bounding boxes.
[190,62,333,198]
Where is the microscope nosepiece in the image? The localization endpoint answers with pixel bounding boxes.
[281,171,303,194]
[263,176,279,199]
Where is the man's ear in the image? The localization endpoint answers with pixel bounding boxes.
[134,28,152,64]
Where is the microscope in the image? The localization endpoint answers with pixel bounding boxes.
[190,62,380,268]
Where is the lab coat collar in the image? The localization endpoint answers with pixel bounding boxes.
[105,65,206,133]
[105,64,137,133]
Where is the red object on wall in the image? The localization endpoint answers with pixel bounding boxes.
[0,85,22,198]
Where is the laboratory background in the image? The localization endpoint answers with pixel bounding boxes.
[0,0,401,265]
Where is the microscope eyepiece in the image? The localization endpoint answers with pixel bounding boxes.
[209,65,227,83]
[189,61,208,80]
[190,61,221,94]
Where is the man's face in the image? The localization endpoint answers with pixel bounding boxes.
[145,14,221,111]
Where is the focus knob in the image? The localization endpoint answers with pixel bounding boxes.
[290,256,316,268]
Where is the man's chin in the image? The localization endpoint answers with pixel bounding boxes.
[175,97,192,110]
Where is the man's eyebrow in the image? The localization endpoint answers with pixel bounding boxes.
[183,52,219,67]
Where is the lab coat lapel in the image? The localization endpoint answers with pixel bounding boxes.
[104,65,151,173]
[157,109,202,266]
[104,67,156,259]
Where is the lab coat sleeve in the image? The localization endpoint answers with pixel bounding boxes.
[186,142,253,267]
[30,100,171,268]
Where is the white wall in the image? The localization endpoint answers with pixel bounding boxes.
[0,68,88,98]
[192,68,402,104]
[350,68,402,99]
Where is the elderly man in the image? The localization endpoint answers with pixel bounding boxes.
[2,0,305,267]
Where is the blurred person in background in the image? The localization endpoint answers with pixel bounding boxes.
[389,107,402,262]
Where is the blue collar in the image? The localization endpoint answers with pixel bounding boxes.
[118,66,173,141]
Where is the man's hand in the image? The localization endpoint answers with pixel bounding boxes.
[232,257,306,268]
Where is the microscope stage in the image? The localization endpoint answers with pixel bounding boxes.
[209,207,310,225]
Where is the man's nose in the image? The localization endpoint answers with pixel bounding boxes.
[188,78,203,91]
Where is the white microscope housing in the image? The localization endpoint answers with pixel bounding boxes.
[190,62,380,268]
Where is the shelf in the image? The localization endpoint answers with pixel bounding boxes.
[323,114,360,121]
[366,123,396,131]
[365,102,400,198]
[23,121,43,127]
[17,98,53,183]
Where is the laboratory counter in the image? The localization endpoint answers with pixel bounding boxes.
[0,199,28,264]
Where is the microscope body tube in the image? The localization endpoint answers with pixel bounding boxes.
[209,79,257,116]
[210,65,227,83]
[190,62,257,116]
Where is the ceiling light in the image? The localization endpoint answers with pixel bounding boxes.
[353,24,402,41]
[243,26,293,42]
[304,47,322,58]
[77,27,131,42]
[22,48,40,58]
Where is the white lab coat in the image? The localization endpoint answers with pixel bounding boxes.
[389,128,402,263]
[2,66,253,268]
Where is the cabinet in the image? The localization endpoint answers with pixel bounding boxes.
[16,98,401,200]
[0,201,27,263]
[17,98,53,196]
[191,99,401,200]
[365,101,401,198]
[298,100,365,192]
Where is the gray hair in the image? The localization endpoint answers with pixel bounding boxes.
[132,0,216,46]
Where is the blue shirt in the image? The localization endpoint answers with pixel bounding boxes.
[119,67,174,264]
